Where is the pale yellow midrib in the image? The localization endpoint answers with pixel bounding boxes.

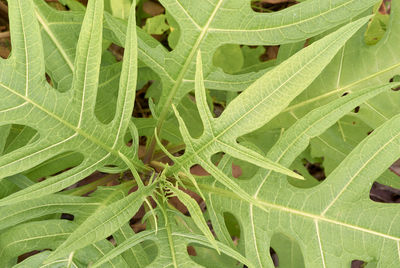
[0,82,140,168]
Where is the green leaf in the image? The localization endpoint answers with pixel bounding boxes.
[104,0,379,140]
[2,0,399,266]
[113,224,153,267]
[34,0,122,124]
[0,220,128,267]
[271,1,400,188]
[204,83,400,267]
[0,0,146,207]
[143,14,170,35]
[107,0,133,20]
[0,184,130,231]
[189,246,241,268]
[0,179,19,200]
[364,1,389,45]
[213,44,244,74]
[270,83,399,169]
[270,233,305,268]
[91,209,254,268]
[33,0,83,92]
[46,183,155,262]
[168,185,220,253]
[58,0,85,11]
[91,229,158,268]
[168,17,371,201]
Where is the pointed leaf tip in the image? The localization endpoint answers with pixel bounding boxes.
[169,186,220,254]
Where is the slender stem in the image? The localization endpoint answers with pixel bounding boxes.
[144,197,158,231]
[144,30,206,161]
[143,135,156,164]
[153,143,186,160]
[63,174,120,196]
[144,136,185,165]
[118,151,145,187]
[150,160,167,171]
[159,198,178,268]
[180,176,240,201]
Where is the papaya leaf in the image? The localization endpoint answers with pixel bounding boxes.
[0,0,146,207]
[167,17,371,202]
[1,0,399,267]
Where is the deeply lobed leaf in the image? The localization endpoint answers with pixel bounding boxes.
[1,0,399,267]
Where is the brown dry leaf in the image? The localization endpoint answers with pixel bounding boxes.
[0,45,9,58]
[143,1,164,16]
[260,45,279,61]
[190,165,210,176]
[187,246,196,256]
[131,222,146,233]
[231,163,242,178]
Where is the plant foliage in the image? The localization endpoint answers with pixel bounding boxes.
[0,0,399,267]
